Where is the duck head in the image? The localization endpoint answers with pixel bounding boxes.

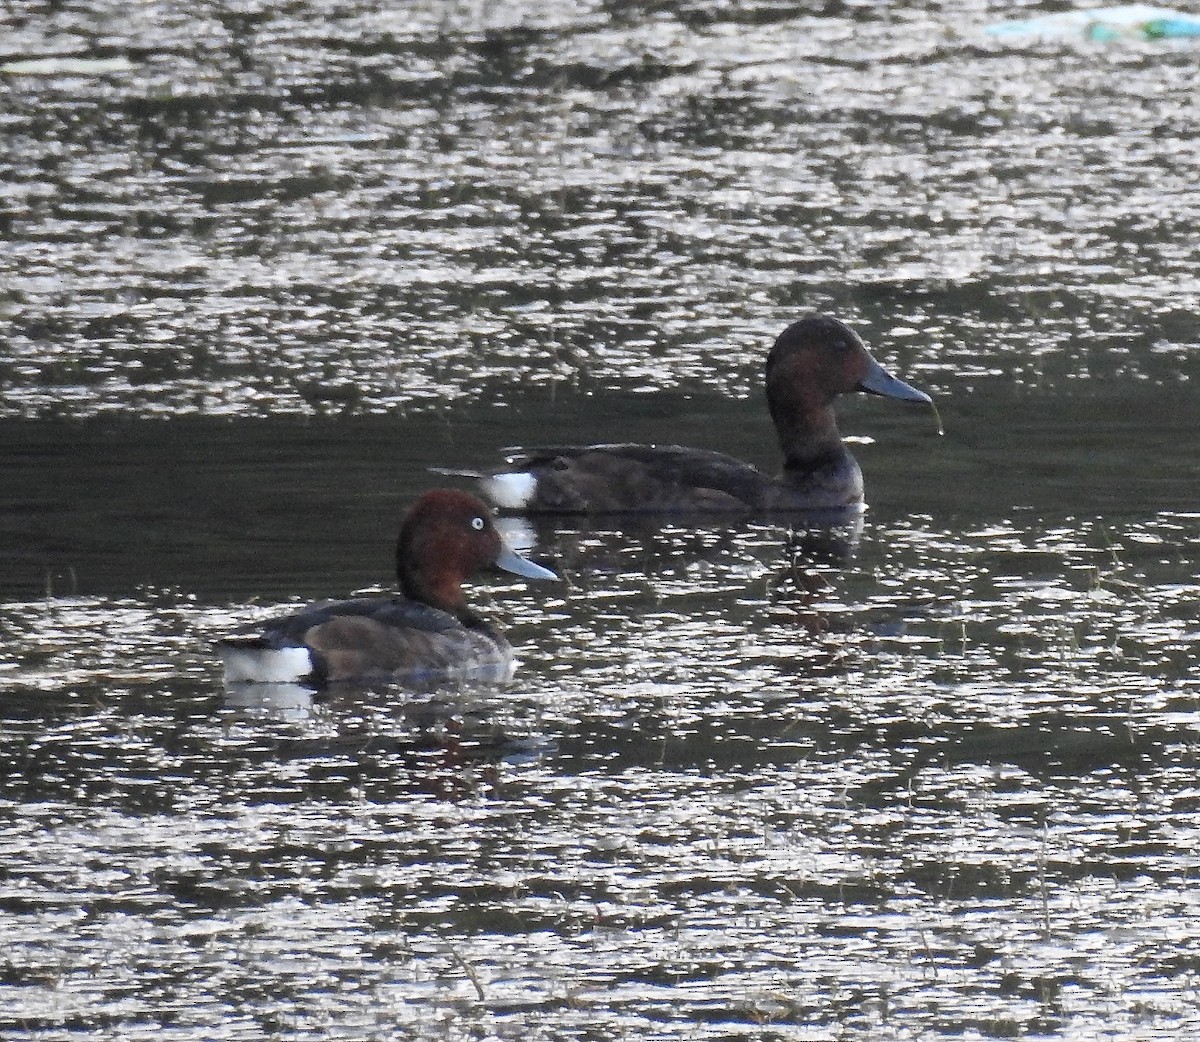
[397,489,557,618]
[765,315,931,466]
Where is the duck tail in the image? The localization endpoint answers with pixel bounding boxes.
[217,640,314,684]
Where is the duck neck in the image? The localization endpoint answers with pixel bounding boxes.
[399,564,483,627]
[770,396,847,472]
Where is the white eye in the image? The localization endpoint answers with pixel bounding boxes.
[470,516,485,531]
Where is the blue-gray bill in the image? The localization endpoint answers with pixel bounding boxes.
[859,355,932,404]
[495,544,558,581]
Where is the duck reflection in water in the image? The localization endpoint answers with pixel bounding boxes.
[223,678,550,793]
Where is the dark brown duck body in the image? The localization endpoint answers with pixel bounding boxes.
[481,315,932,515]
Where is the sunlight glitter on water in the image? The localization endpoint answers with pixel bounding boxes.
[4,0,1200,1038]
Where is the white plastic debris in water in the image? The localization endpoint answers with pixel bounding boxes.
[986,4,1200,41]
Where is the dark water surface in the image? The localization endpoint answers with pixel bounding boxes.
[3,1,1200,1039]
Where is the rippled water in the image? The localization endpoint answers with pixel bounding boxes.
[3,1,1200,1039]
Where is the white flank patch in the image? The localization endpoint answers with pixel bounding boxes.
[481,471,537,510]
[218,644,312,684]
